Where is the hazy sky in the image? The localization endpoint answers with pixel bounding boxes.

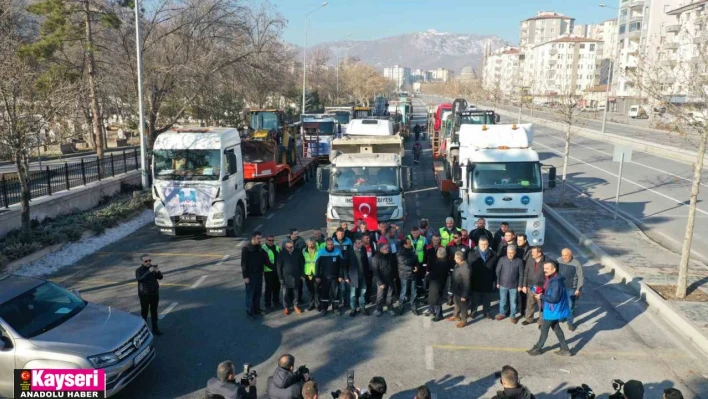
[269,0,618,46]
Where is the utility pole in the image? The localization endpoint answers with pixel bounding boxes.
[135,0,149,189]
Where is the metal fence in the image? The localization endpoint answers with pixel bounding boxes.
[0,150,141,208]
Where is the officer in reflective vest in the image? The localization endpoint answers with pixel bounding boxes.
[302,238,321,310]
[262,235,281,311]
[439,217,461,247]
[408,227,428,292]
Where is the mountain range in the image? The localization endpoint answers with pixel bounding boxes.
[293,30,511,74]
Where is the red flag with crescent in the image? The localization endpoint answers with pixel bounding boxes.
[353,196,378,231]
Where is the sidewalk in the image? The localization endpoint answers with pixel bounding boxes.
[543,187,708,355]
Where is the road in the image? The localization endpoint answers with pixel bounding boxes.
[36,99,708,398]
[420,94,708,264]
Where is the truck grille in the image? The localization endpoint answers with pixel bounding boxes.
[115,325,150,360]
[486,208,528,214]
[333,206,397,221]
[486,220,529,233]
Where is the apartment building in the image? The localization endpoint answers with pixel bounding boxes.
[482,46,522,100]
[520,12,576,49]
[530,36,603,99]
[427,68,455,82]
[383,65,411,90]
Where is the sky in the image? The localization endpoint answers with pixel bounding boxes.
[268,0,618,46]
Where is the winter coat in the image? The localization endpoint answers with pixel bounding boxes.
[424,244,445,268]
[450,262,472,297]
[493,229,505,249]
[241,242,267,278]
[427,257,449,305]
[344,247,369,288]
[556,257,584,292]
[446,242,472,263]
[315,247,344,280]
[470,227,494,246]
[516,244,531,263]
[281,236,307,253]
[496,257,524,288]
[541,274,570,321]
[523,255,547,288]
[276,250,304,288]
[265,367,303,399]
[396,247,419,280]
[371,251,397,285]
[492,385,535,399]
[205,378,256,399]
[496,240,515,258]
[135,265,163,296]
[468,248,497,293]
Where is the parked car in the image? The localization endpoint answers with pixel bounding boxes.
[629,105,648,119]
[0,274,155,397]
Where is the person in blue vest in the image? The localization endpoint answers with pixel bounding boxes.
[262,234,281,312]
[315,238,345,315]
[333,228,354,315]
[527,260,572,356]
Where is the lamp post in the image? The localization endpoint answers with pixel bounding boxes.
[134,0,149,189]
[302,1,328,114]
[336,32,352,105]
[599,3,619,133]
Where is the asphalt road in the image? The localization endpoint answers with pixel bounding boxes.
[39,99,708,398]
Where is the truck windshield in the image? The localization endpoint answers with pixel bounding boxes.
[332,166,399,194]
[328,113,350,124]
[354,110,371,119]
[460,114,495,124]
[471,162,542,192]
[250,112,279,131]
[0,282,86,338]
[304,122,335,135]
[154,149,221,181]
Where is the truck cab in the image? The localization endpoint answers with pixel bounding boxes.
[353,106,373,119]
[301,116,337,162]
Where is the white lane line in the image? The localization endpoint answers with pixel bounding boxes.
[217,254,230,265]
[540,131,708,188]
[287,195,294,201]
[533,140,708,216]
[423,315,431,329]
[190,275,208,289]
[425,345,434,370]
[277,204,284,209]
[158,302,178,319]
[253,224,263,231]
[267,214,275,219]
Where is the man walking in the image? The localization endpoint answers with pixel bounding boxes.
[242,231,267,319]
[468,237,497,320]
[345,237,370,316]
[262,234,281,312]
[448,251,472,328]
[557,248,584,331]
[302,238,321,311]
[277,240,304,315]
[527,261,572,356]
[135,254,163,335]
[496,245,523,323]
[371,243,397,317]
[522,247,547,327]
[397,237,420,315]
[315,238,345,315]
[414,123,421,141]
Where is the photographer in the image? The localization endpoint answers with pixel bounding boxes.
[205,361,257,399]
[266,354,311,399]
[492,365,534,399]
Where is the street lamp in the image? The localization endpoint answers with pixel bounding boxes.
[336,32,352,104]
[302,1,328,114]
[599,3,619,133]
[135,0,149,189]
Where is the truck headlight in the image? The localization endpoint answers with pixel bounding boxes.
[533,221,541,228]
[88,352,119,368]
[532,230,540,237]
[212,212,224,220]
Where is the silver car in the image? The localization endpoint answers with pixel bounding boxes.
[0,274,155,397]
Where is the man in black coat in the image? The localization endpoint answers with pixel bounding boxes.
[344,237,370,317]
[205,360,257,399]
[277,240,304,315]
[448,251,472,328]
[468,237,497,320]
[241,231,268,320]
[265,354,310,399]
[396,237,420,316]
[371,243,397,317]
[315,238,345,315]
[135,254,163,335]
[470,217,494,247]
[496,230,516,258]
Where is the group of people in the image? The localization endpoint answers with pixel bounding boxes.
[239,215,586,356]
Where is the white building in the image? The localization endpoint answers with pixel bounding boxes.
[482,46,522,100]
[530,36,603,99]
[383,65,411,90]
[427,68,454,82]
[520,12,575,49]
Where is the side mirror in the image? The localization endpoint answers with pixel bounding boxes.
[548,166,557,181]
[316,166,330,191]
[402,166,413,190]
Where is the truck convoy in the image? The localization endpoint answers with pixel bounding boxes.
[301,115,337,162]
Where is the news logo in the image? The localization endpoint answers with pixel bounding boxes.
[14,369,106,398]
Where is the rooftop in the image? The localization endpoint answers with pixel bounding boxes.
[667,0,708,15]
[524,12,574,22]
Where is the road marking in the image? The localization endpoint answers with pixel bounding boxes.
[406,187,438,195]
[425,345,434,370]
[217,254,230,264]
[287,195,294,201]
[533,140,708,216]
[97,251,225,258]
[277,204,284,209]
[158,302,178,319]
[190,275,208,289]
[267,214,275,219]
[253,224,263,231]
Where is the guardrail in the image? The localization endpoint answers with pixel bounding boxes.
[1,150,140,208]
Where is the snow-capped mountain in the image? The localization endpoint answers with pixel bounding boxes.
[294,29,511,73]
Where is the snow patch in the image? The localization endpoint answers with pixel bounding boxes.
[16,209,154,277]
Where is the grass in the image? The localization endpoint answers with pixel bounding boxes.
[649,284,708,302]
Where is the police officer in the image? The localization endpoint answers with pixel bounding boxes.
[302,238,320,311]
[408,226,428,294]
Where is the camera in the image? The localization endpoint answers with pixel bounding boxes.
[608,379,626,399]
[295,364,310,381]
[567,384,595,399]
[240,363,257,386]
[331,370,356,398]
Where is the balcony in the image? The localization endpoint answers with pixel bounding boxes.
[665,24,681,33]
[630,0,645,9]
[663,42,679,50]
[627,30,641,40]
[629,14,644,23]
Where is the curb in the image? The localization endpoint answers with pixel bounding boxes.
[543,203,708,358]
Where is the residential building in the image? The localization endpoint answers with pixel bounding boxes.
[583,85,609,109]
[383,65,411,90]
[530,36,603,99]
[520,12,575,49]
[428,67,454,82]
[482,46,522,100]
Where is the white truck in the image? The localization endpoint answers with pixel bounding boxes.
[449,123,557,246]
[152,127,267,236]
[316,135,411,236]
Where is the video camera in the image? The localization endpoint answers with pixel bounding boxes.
[295,364,310,381]
[567,384,595,399]
[331,370,357,398]
[240,364,257,387]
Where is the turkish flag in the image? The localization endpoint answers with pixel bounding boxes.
[353,196,378,231]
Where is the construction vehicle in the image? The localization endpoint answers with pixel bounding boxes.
[152,127,261,237]
[447,123,556,246]
[387,101,412,139]
[373,96,388,116]
[248,109,287,136]
[353,106,373,119]
[324,106,354,134]
[301,115,337,163]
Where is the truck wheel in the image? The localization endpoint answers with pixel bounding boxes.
[267,182,276,209]
[254,189,267,216]
[231,204,244,236]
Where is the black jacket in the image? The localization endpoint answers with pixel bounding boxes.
[493,229,505,249]
[344,247,369,288]
[371,251,396,284]
[135,265,163,296]
[447,242,471,263]
[450,262,472,297]
[516,244,531,263]
[470,227,494,246]
[492,385,535,399]
[496,257,524,288]
[277,250,304,288]
[315,248,344,280]
[468,249,497,293]
[265,367,303,399]
[522,255,547,288]
[427,257,449,305]
[241,242,266,278]
[205,378,256,399]
[396,247,419,280]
